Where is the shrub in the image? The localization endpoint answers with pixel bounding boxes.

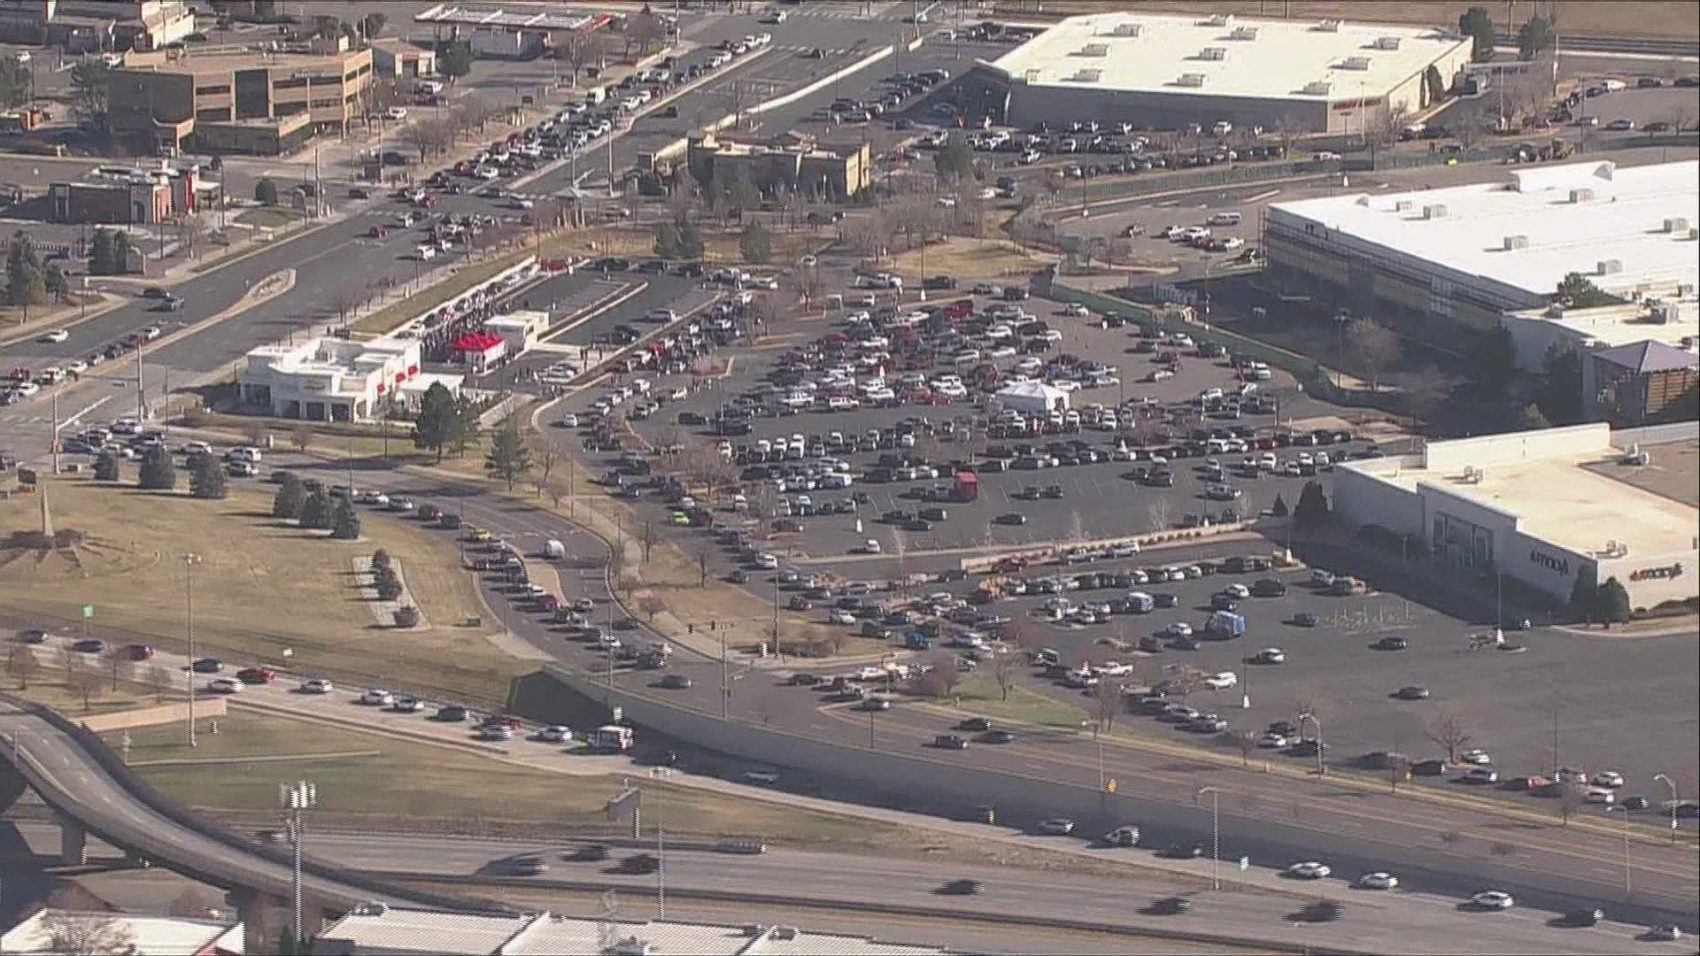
[371,549,393,572]
[393,606,420,628]
[93,451,120,482]
[137,446,176,491]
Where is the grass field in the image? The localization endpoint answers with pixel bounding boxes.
[234,207,302,230]
[887,237,1055,282]
[0,477,526,705]
[950,674,1092,729]
[117,711,940,853]
[996,1,1699,40]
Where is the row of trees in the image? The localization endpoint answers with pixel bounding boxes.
[88,227,137,276]
[7,231,68,311]
[96,447,228,499]
[271,473,361,539]
[1458,7,1558,62]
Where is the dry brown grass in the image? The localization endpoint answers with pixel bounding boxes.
[1001,1,1698,40]
[0,477,526,705]
[887,236,1056,282]
[537,224,824,267]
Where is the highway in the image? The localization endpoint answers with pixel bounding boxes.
[0,697,493,915]
[249,451,1700,935]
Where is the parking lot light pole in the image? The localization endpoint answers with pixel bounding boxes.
[1298,711,1323,775]
[1610,804,1632,899]
[1194,786,1221,891]
[1654,773,1679,843]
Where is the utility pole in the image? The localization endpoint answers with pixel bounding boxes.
[49,387,59,475]
[1654,773,1679,843]
[184,553,200,747]
[134,340,146,422]
[280,780,317,951]
[1195,786,1221,891]
[719,631,729,719]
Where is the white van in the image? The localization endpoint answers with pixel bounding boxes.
[1207,212,1242,226]
[415,79,444,96]
[583,85,607,105]
[416,244,437,261]
[1601,78,1626,92]
[544,539,566,560]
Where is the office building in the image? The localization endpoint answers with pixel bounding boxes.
[685,132,871,200]
[108,43,374,155]
[977,11,1469,133]
[0,0,195,52]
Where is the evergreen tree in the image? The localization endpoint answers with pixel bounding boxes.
[1293,480,1330,528]
[1473,328,1516,397]
[412,381,457,461]
[1458,7,1496,61]
[1516,15,1555,59]
[739,221,772,264]
[437,39,474,82]
[933,131,975,181]
[1567,565,1599,624]
[89,228,115,275]
[677,221,704,260]
[110,231,134,274]
[299,491,331,530]
[1596,577,1632,625]
[272,473,305,519]
[484,417,532,490]
[331,496,361,539]
[189,453,228,499]
[1516,403,1552,430]
[7,230,46,307]
[137,446,176,491]
[446,396,480,458]
[93,450,120,482]
[254,178,279,206]
[1536,343,1583,425]
[1270,492,1289,518]
[653,222,681,259]
[44,262,67,302]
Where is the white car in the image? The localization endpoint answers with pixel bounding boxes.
[1584,787,1616,805]
[359,689,395,707]
[1458,748,1493,765]
[207,677,242,694]
[1203,671,1238,690]
[743,769,781,785]
[1287,861,1331,880]
[385,106,408,121]
[299,678,334,694]
[1253,647,1286,665]
[39,329,69,343]
[1063,302,1089,317]
[1592,770,1625,788]
[1223,583,1250,599]
[1469,890,1515,910]
[1257,732,1289,748]
[1165,622,1193,638]
[1358,871,1399,890]
[536,725,572,743]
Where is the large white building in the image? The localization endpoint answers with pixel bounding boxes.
[980,11,1470,133]
[238,336,459,423]
[1266,160,1700,345]
[1332,423,1698,610]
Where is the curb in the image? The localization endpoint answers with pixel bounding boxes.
[0,292,127,351]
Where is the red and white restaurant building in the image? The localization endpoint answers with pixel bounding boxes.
[239,335,460,423]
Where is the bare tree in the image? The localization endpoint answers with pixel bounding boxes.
[291,423,316,452]
[1424,712,1473,763]
[5,646,38,690]
[1229,728,1259,768]
[554,33,588,88]
[1094,676,1125,729]
[64,663,105,712]
[913,651,964,699]
[146,663,172,702]
[1345,318,1401,391]
[697,548,710,588]
[178,212,208,259]
[639,520,658,565]
[1166,665,1205,703]
[1387,752,1410,794]
[990,647,1017,701]
[531,442,557,498]
[1145,498,1173,532]
[637,595,665,621]
[38,912,134,955]
[1292,684,1334,729]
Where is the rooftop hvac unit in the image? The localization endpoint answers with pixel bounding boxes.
[1302,80,1333,95]
[1200,46,1228,61]
[1597,258,1622,275]
[1651,300,1680,323]
[1373,36,1403,50]
[1023,69,1041,83]
[1503,234,1530,250]
[1205,13,1234,27]
[1394,199,1414,211]
[773,927,801,941]
[1688,227,1699,241]
[1422,203,1449,219]
[1078,43,1108,56]
[1663,217,1690,233]
[1569,187,1596,203]
[1176,72,1207,87]
[1072,68,1103,82]
[1339,55,1373,70]
[1230,26,1260,40]
[1111,22,1142,37]
[610,938,654,956]
[1315,19,1343,31]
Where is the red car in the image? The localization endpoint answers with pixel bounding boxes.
[125,643,155,661]
[481,715,523,729]
[368,225,388,239]
[236,667,278,685]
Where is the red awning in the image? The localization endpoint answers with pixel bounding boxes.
[451,332,504,354]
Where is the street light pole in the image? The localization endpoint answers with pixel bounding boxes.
[184,553,200,748]
[1610,804,1631,900]
[1298,711,1323,775]
[1653,773,1679,844]
[1195,786,1221,891]
[280,780,317,951]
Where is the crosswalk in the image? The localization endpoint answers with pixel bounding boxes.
[783,1,906,19]
[774,43,868,58]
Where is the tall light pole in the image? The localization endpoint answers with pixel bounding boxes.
[1609,804,1631,900]
[1194,786,1221,891]
[280,779,318,951]
[1298,711,1324,775]
[1653,773,1679,844]
[183,553,201,748]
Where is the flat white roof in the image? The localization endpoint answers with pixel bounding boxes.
[991,11,1465,101]
[1,911,243,955]
[1270,160,1700,302]
[1344,426,1698,559]
[1506,297,1700,352]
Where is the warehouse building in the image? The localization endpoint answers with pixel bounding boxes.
[977,11,1469,134]
[1331,423,1698,610]
[1265,160,1700,346]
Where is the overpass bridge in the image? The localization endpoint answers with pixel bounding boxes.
[0,695,504,949]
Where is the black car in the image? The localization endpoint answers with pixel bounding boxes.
[1251,578,1287,597]
[1298,900,1343,923]
[1150,896,1193,915]
[73,638,105,653]
[995,512,1027,525]
[1394,685,1431,701]
[1621,795,1650,810]
[1374,635,1409,650]
[19,628,47,644]
[436,705,469,722]
[958,716,992,732]
[1160,842,1206,859]
[190,657,222,673]
[617,853,660,874]
[1563,907,1604,927]
[1292,612,1319,627]
[940,878,981,895]
[1153,593,1179,609]
[982,730,1017,744]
